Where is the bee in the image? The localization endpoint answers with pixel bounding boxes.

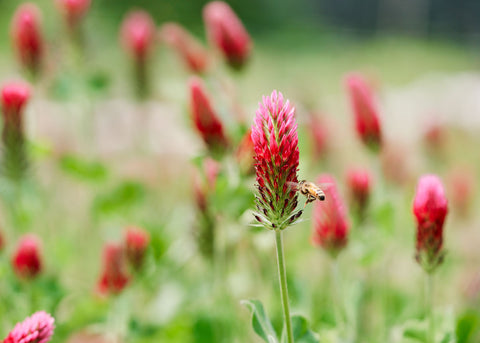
[287,180,327,207]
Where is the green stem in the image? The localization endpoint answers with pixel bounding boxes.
[330,258,342,331]
[426,272,435,343]
[274,230,293,343]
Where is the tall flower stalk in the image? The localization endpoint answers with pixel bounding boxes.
[252,91,302,343]
[413,175,448,343]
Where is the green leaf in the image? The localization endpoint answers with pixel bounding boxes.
[241,299,278,343]
[456,312,480,343]
[60,154,108,182]
[290,315,319,343]
[92,180,146,217]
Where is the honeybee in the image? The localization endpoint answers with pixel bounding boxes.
[287,180,327,207]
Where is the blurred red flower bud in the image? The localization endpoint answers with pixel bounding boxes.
[447,168,475,217]
[423,119,447,150]
[252,91,301,230]
[203,1,252,70]
[55,0,91,29]
[346,167,372,216]
[307,114,329,159]
[1,82,30,134]
[345,73,382,151]
[188,76,229,152]
[3,311,55,343]
[160,22,210,74]
[97,243,130,295]
[124,226,149,270]
[12,234,42,279]
[120,10,156,62]
[235,129,255,175]
[312,174,349,257]
[11,3,44,77]
[193,157,220,213]
[413,175,448,273]
[0,229,4,252]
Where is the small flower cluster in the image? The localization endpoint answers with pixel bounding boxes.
[3,311,54,343]
[97,226,150,295]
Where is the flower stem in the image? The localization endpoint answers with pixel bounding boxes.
[330,257,342,331]
[274,229,293,343]
[426,272,435,343]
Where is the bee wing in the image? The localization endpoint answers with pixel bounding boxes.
[286,181,300,191]
[317,182,333,190]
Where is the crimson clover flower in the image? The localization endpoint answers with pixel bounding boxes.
[124,226,149,271]
[11,3,44,77]
[413,174,448,273]
[55,0,91,30]
[160,22,210,74]
[345,73,382,151]
[346,167,372,216]
[203,1,252,70]
[97,242,130,295]
[3,311,55,343]
[251,91,301,230]
[12,234,42,280]
[312,174,349,257]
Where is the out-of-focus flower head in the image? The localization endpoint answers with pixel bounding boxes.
[346,167,372,216]
[12,234,42,279]
[55,0,91,29]
[423,118,447,152]
[97,242,130,295]
[3,311,55,343]
[203,1,251,70]
[235,128,255,175]
[160,22,210,74]
[251,90,301,230]
[447,167,475,217]
[380,142,411,185]
[124,226,149,271]
[307,113,329,159]
[413,174,448,273]
[0,229,4,252]
[120,10,156,62]
[10,3,44,77]
[188,76,229,153]
[1,82,31,132]
[193,157,220,212]
[312,174,349,257]
[345,73,382,151]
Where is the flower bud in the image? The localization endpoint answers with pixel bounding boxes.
[312,174,349,257]
[97,242,130,295]
[1,82,30,135]
[124,226,149,270]
[55,0,91,29]
[160,22,209,74]
[12,234,42,279]
[345,73,382,151]
[11,3,44,77]
[413,175,448,273]
[447,167,474,218]
[188,76,229,152]
[307,114,329,160]
[346,167,372,217]
[252,91,300,230]
[235,128,255,175]
[120,10,156,62]
[3,311,55,343]
[203,1,251,70]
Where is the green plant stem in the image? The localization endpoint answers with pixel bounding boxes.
[426,272,435,343]
[274,229,293,343]
[330,257,342,331]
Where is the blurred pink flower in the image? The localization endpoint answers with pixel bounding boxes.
[423,119,447,152]
[12,234,42,279]
[447,167,475,217]
[160,22,210,74]
[312,174,349,257]
[346,167,372,215]
[203,1,251,69]
[251,90,301,229]
[188,76,229,152]
[235,128,255,175]
[120,10,156,62]
[3,311,55,343]
[0,229,4,252]
[97,243,130,295]
[345,73,382,151]
[124,226,149,270]
[307,114,329,159]
[56,0,91,29]
[10,3,44,76]
[1,82,30,134]
[413,175,448,273]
